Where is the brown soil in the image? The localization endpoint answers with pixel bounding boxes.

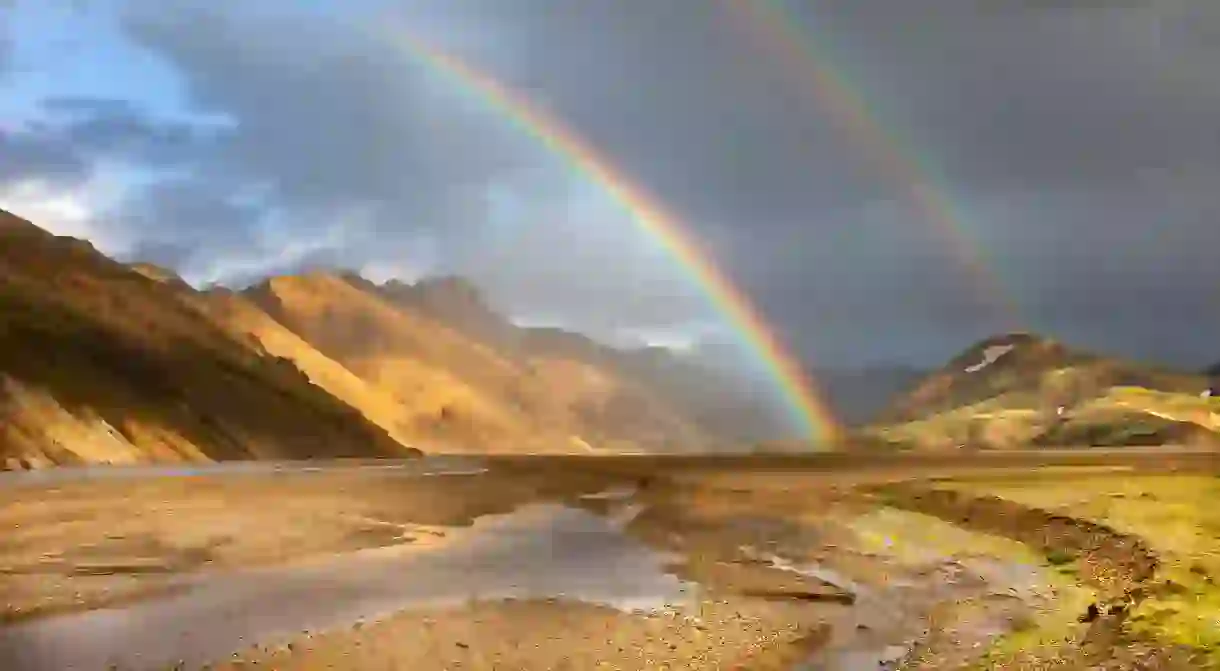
[210,598,835,671]
[4,454,1215,669]
[0,466,618,620]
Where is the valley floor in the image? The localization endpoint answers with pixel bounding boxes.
[0,450,1216,670]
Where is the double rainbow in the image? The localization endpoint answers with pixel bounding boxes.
[383,30,840,445]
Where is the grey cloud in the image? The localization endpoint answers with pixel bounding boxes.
[399,0,1220,218]
[120,178,261,259]
[450,202,716,334]
[30,0,1212,367]
[795,1,1220,191]
[0,128,90,186]
[118,177,374,287]
[40,96,216,166]
[122,5,529,219]
[111,1,737,334]
[370,0,1220,364]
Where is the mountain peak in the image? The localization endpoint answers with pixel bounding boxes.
[385,275,489,312]
[374,274,511,344]
[129,262,192,291]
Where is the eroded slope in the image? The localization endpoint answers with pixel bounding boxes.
[0,210,410,467]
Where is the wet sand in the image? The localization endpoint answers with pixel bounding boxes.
[0,450,1214,670]
[0,504,695,670]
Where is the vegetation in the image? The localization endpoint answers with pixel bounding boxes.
[946,475,1220,667]
[868,334,1218,450]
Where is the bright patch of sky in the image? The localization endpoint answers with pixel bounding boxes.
[1,0,228,242]
[1,0,193,126]
[0,159,147,253]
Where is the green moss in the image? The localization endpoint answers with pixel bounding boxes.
[1044,548,1076,566]
[947,475,1220,667]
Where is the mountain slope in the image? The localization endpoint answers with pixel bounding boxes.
[0,209,413,468]
[0,208,819,463]
[869,333,1219,450]
[199,288,426,450]
[235,273,710,453]
[378,279,793,447]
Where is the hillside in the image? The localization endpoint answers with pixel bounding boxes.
[0,208,825,465]
[0,209,413,469]
[231,273,713,453]
[868,333,1220,450]
[372,276,788,446]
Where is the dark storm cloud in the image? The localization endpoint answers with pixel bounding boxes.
[808,2,1220,191]
[403,0,886,223]
[368,0,1220,368]
[411,0,1220,217]
[3,0,1212,367]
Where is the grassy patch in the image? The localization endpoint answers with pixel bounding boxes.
[845,506,1098,669]
[845,507,1045,562]
[1044,548,1076,566]
[970,584,1095,669]
[945,475,1220,667]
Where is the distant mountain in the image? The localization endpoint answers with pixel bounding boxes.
[866,332,1218,450]
[231,272,720,454]
[375,282,789,448]
[814,365,927,426]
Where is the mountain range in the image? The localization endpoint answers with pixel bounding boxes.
[1,207,822,466]
[3,206,1213,468]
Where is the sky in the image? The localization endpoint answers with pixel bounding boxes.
[1,0,1219,371]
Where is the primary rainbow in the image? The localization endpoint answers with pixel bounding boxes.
[384,29,840,444]
[725,0,1023,330]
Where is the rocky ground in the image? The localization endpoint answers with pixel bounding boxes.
[0,453,1215,670]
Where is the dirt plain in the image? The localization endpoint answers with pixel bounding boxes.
[0,449,1217,670]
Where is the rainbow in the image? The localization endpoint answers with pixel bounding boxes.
[382,29,840,444]
[724,0,1022,330]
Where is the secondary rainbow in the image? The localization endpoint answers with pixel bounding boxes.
[725,0,1023,330]
[384,29,839,444]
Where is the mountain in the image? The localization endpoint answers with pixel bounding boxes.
[371,279,793,447]
[0,208,859,466]
[228,272,716,453]
[0,208,412,469]
[867,333,1219,450]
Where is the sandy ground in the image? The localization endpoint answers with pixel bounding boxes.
[0,451,1216,670]
[0,460,613,622]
